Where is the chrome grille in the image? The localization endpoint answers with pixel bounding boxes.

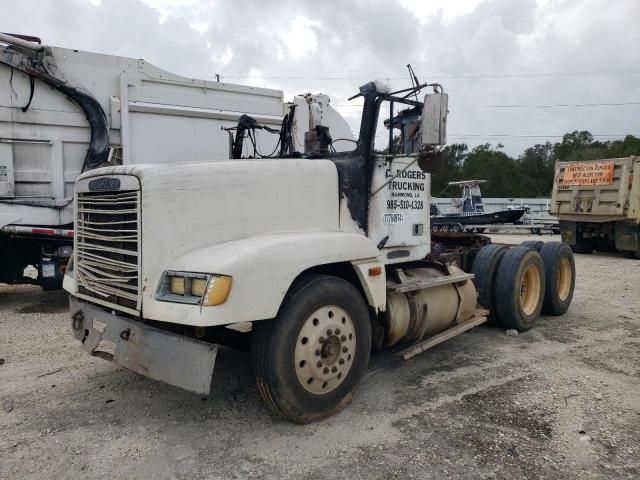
[76,190,140,311]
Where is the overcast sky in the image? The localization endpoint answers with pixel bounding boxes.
[3,0,640,155]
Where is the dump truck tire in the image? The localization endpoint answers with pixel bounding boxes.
[471,244,508,323]
[595,238,617,252]
[520,240,544,251]
[540,242,575,316]
[251,274,371,423]
[572,236,594,254]
[495,246,545,331]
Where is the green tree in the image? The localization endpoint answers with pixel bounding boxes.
[553,131,640,162]
[461,144,525,197]
[518,142,555,197]
[431,143,467,196]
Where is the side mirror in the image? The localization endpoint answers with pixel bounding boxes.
[420,93,448,146]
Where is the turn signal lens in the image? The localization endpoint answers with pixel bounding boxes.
[368,266,383,276]
[191,277,208,297]
[202,275,232,306]
[169,276,185,295]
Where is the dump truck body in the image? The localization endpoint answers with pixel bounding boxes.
[551,157,640,256]
[0,33,353,288]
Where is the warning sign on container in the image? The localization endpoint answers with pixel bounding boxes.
[562,161,615,186]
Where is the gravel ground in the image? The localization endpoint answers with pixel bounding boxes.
[1,234,639,479]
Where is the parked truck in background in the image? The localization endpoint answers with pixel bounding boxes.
[551,157,640,258]
[0,33,353,289]
[61,56,578,423]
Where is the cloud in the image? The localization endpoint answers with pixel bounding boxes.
[2,0,639,155]
[1,0,211,78]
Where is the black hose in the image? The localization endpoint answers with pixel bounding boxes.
[21,75,35,112]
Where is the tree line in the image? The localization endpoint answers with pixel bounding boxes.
[430,131,640,198]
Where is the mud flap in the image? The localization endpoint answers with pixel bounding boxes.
[559,220,576,246]
[70,297,218,395]
[615,221,639,252]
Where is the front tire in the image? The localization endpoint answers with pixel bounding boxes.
[252,275,371,423]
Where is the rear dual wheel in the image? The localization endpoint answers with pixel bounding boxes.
[471,244,508,324]
[520,240,544,251]
[540,242,575,315]
[495,246,545,331]
[252,275,371,423]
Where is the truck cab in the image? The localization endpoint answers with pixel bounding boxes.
[64,78,575,423]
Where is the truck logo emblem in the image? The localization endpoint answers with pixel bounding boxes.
[89,177,121,191]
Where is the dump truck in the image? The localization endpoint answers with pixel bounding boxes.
[0,33,353,290]
[63,72,577,423]
[550,157,640,258]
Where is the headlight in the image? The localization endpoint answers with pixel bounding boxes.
[156,271,232,306]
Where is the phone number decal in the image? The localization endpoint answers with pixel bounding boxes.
[386,199,424,210]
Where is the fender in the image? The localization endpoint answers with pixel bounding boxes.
[141,231,382,327]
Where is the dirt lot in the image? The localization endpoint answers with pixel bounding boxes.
[1,234,639,479]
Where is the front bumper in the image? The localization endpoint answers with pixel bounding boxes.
[69,297,218,395]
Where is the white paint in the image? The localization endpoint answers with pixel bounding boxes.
[352,259,387,313]
[0,42,283,224]
[368,155,431,263]
[338,194,366,236]
[67,159,382,326]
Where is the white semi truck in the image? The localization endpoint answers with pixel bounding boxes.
[0,33,352,289]
[62,67,577,422]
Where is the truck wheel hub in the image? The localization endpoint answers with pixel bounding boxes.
[321,336,340,364]
[295,305,356,394]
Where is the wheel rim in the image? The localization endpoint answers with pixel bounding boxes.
[295,305,356,394]
[519,264,541,316]
[556,257,572,301]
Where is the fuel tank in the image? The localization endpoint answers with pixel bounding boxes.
[384,265,477,348]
